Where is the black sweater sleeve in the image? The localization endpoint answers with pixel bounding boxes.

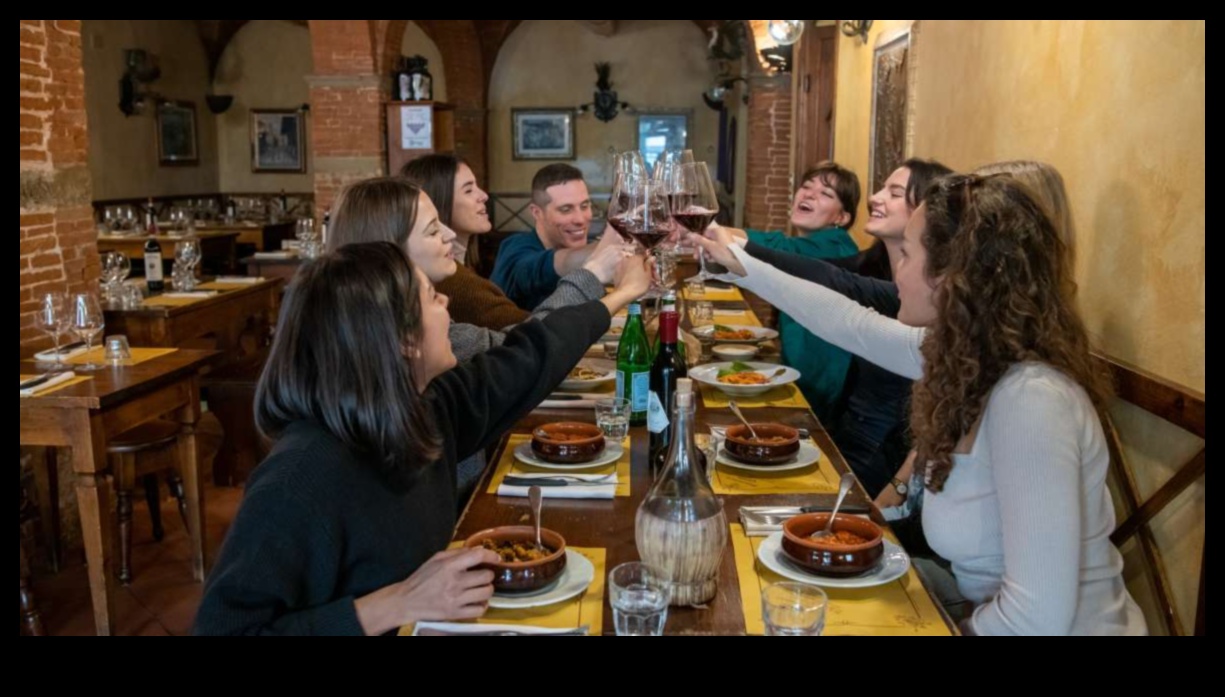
[744,241,902,316]
[427,300,611,462]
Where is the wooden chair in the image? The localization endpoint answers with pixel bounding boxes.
[1096,352,1206,636]
[19,477,45,636]
[107,421,188,585]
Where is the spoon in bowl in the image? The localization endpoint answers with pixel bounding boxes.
[529,485,543,548]
[727,400,760,440]
[811,473,856,540]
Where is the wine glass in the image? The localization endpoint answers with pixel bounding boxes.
[100,252,131,303]
[667,162,724,279]
[607,152,649,252]
[36,292,71,366]
[175,239,201,290]
[71,293,105,370]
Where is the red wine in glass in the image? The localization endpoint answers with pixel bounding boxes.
[672,211,716,233]
[606,215,635,243]
[628,227,670,251]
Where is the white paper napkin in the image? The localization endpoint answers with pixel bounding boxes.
[496,471,617,500]
[20,371,77,398]
[161,291,217,298]
[413,622,587,636]
[211,276,264,284]
[33,344,89,362]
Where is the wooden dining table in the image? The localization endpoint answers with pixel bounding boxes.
[19,349,219,635]
[103,277,283,368]
[97,230,240,274]
[450,289,956,636]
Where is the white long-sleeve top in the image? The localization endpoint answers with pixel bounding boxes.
[728,245,1146,635]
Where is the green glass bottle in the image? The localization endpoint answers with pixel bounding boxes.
[616,301,652,427]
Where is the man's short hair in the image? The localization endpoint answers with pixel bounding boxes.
[531,164,586,207]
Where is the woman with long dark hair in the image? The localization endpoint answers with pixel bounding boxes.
[194,242,650,635]
[693,174,1145,635]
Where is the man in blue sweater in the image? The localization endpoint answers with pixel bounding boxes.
[492,164,618,310]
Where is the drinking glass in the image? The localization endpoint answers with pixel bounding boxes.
[609,562,671,636]
[761,582,828,636]
[36,292,70,366]
[667,162,724,278]
[71,293,105,370]
[594,398,631,442]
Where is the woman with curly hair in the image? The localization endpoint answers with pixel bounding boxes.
[692,173,1145,635]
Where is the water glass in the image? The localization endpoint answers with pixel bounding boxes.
[684,277,706,298]
[122,284,145,309]
[609,562,671,636]
[690,300,714,327]
[761,582,828,636]
[103,335,132,365]
[594,398,630,442]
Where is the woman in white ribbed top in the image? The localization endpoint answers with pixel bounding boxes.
[693,173,1145,635]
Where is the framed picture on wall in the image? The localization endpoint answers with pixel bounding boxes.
[512,108,575,160]
[156,100,198,166]
[251,109,307,173]
[869,28,912,194]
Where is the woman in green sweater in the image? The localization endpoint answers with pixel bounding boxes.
[723,161,861,420]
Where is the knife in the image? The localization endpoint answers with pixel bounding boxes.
[503,475,614,488]
[20,373,59,390]
[55,341,86,354]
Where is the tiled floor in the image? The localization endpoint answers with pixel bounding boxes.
[28,482,243,636]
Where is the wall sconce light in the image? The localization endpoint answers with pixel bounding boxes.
[703,76,750,110]
[759,44,794,73]
[767,20,805,45]
[577,62,633,122]
[841,20,873,44]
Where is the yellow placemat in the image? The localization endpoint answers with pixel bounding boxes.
[697,437,838,495]
[142,294,214,307]
[684,286,743,302]
[19,373,93,396]
[709,310,762,327]
[730,523,952,636]
[487,433,632,497]
[699,383,810,409]
[401,546,606,636]
[59,347,178,367]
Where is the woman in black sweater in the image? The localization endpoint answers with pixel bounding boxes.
[194,242,650,635]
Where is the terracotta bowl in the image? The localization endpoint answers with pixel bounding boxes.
[781,513,884,577]
[531,422,605,464]
[723,423,801,464]
[464,526,567,593]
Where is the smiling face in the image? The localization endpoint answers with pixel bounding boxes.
[405,193,458,283]
[865,167,915,242]
[410,266,456,383]
[450,163,491,237]
[531,179,593,250]
[895,204,940,328]
[790,174,851,232]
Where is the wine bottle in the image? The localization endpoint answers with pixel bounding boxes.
[616,301,651,427]
[144,237,164,292]
[648,302,687,474]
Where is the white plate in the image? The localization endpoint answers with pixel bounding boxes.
[717,440,820,473]
[691,324,778,344]
[599,316,627,343]
[688,361,801,397]
[712,344,759,361]
[756,532,911,589]
[513,441,624,471]
[489,549,595,609]
[558,358,615,392]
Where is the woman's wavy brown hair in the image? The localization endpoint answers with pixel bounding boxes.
[910,173,1110,492]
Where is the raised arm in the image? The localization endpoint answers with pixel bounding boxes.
[743,241,901,316]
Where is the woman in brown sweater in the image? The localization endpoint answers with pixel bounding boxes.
[401,154,621,330]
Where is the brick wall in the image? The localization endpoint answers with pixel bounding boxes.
[743,72,793,232]
[19,19,96,356]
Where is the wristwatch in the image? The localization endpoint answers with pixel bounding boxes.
[890,477,909,496]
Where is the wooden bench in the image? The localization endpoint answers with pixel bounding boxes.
[1096,352,1205,636]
